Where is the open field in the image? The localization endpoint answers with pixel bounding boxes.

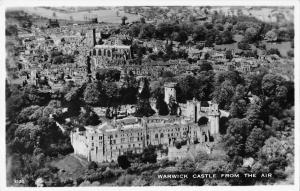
[9,7,141,23]
[265,41,292,57]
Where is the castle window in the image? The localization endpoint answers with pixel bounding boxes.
[155,134,158,139]
[121,138,125,143]
[133,144,135,147]
[113,140,116,144]
[120,145,123,149]
[128,144,131,148]
[115,134,118,138]
[137,137,139,141]
[99,136,102,140]
[130,137,134,142]
[93,49,96,56]
[91,136,93,140]
[160,133,164,138]
[171,133,173,136]
[92,143,94,147]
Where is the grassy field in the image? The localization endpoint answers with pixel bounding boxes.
[12,7,140,23]
[49,154,88,180]
[265,41,293,57]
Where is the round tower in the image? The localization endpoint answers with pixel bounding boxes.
[164,82,177,105]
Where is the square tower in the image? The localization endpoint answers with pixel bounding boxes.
[164,82,177,104]
[86,29,96,48]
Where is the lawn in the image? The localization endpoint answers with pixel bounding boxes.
[49,154,88,180]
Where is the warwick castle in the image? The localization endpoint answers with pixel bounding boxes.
[71,82,220,162]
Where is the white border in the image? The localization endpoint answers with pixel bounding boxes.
[0,0,299,191]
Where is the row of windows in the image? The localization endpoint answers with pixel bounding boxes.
[89,127,194,142]
[92,49,130,57]
[153,132,185,139]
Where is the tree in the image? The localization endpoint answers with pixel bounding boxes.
[129,24,141,37]
[6,25,18,36]
[245,127,266,156]
[221,30,233,44]
[176,75,197,102]
[83,82,101,106]
[171,31,188,43]
[192,25,207,42]
[64,87,82,117]
[140,17,145,24]
[79,106,101,126]
[230,99,247,119]
[168,96,178,116]
[244,27,259,43]
[205,28,218,47]
[229,85,248,118]
[139,24,156,39]
[287,50,294,58]
[198,117,208,126]
[135,78,155,117]
[225,118,251,157]
[141,145,157,163]
[266,48,281,56]
[156,92,169,116]
[155,22,174,39]
[88,161,98,170]
[117,155,131,169]
[121,16,128,25]
[103,82,120,106]
[199,61,213,72]
[258,136,292,176]
[264,30,278,42]
[238,41,251,50]
[16,105,41,124]
[225,50,233,60]
[212,80,235,110]
[261,74,284,97]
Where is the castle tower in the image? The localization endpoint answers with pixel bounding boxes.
[86,28,96,48]
[30,70,37,86]
[208,103,220,135]
[164,82,177,105]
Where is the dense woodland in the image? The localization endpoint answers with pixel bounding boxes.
[6,8,294,186]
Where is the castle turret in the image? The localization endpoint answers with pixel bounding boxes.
[164,82,177,105]
[208,102,220,135]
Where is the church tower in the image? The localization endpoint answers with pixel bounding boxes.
[86,28,96,48]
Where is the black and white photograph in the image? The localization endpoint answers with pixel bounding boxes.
[1,0,299,190]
